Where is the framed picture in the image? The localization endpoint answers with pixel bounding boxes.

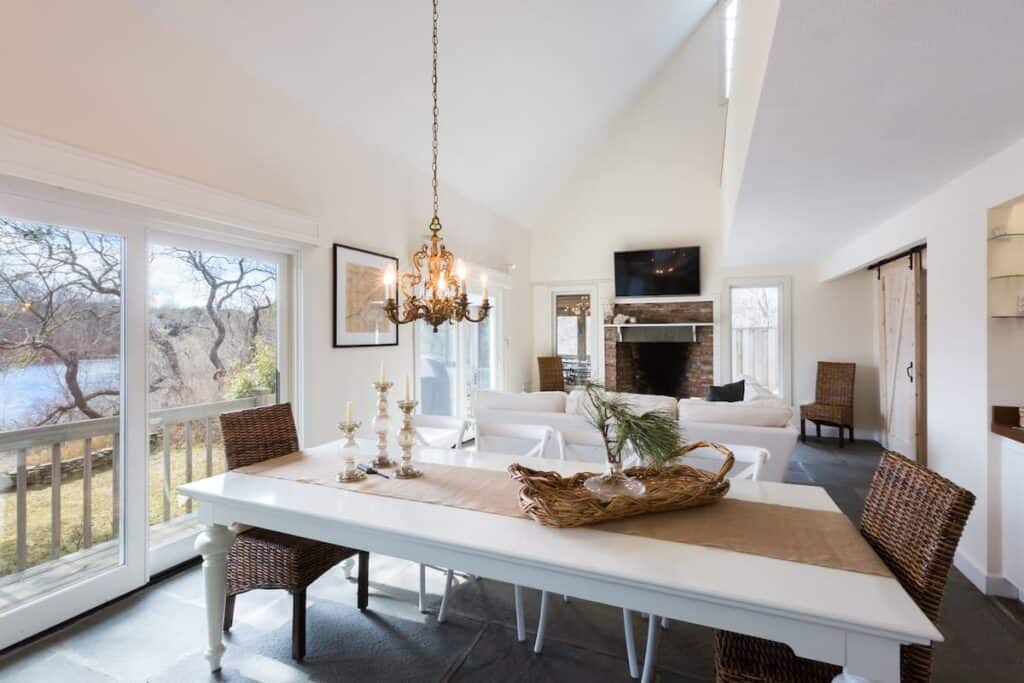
[332,243,399,348]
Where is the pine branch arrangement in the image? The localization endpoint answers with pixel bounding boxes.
[580,383,683,469]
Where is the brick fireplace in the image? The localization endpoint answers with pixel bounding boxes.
[604,301,714,399]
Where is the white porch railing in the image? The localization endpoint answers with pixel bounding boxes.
[0,393,271,577]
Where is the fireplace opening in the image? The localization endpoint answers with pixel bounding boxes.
[632,342,689,398]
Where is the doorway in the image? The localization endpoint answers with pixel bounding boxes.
[877,249,927,464]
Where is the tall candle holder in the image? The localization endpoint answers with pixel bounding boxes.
[394,399,422,479]
[336,419,366,482]
[371,381,397,468]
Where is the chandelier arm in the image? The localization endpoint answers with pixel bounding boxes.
[461,301,492,324]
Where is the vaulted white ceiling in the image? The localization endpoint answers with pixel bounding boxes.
[134,0,716,229]
[727,0,1024,266]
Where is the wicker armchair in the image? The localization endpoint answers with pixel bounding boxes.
[537,356,566,392]
[219,403,369,661]
[800,361,856,448]
[714,451,975,683]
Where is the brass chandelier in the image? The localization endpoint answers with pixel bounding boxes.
[383,0,490,332]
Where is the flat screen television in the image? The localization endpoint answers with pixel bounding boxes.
[614,247,700,297]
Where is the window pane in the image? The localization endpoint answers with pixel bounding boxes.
[147,245,279,542]
[0,216,123,608]
[554,294,592,386]
[730,286,780,394]
[418,320,456,416]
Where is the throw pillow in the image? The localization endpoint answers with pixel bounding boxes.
[705,379,745,402]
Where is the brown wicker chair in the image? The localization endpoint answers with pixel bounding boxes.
[714,451,975,683]
[538,356,566,392]
[800,361,856,448]
[219,402,369,661]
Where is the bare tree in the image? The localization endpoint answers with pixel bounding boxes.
[0,219,121,423]
[171,250,274,382]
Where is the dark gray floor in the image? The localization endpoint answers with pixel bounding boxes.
[2,438,1022,682]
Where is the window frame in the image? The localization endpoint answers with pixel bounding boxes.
[144,230,296,574]
[721,275,792,403]
[413,266,507,420]
[549,284,601,387]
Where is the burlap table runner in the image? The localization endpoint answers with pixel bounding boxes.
[237,451,891,578]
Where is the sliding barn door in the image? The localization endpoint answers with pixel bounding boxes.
[878,252,927,464]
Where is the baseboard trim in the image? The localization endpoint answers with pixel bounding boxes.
[954,550,1021,599]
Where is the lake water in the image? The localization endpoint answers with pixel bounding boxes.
[0,358,120,431]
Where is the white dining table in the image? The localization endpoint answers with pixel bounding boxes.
[179,441,940,683]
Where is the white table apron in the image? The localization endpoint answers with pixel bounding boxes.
[180,443,940,683]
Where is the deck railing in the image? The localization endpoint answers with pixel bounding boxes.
[0,393,271,576]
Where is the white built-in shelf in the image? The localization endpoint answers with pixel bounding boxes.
[989,232,1024,241]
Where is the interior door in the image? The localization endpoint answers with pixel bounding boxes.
[878,252,926,463]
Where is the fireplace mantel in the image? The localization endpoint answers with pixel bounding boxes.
[605,300,715,398]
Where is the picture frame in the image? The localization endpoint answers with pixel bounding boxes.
[332,243,399,348]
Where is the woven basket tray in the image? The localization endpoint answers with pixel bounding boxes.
[508,440,734,528]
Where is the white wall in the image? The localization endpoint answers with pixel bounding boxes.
[0,0,533,449]
[527,4,880,434]
[529,5,726,289]
[720,264,881,437]
[303,129,532,446]
[822,133,1024,595]
[721,0,780,250]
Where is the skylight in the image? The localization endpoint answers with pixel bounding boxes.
[724,0,738,99]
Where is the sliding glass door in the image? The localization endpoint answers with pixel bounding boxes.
[0,194,147,649]
[417,291,500,419]
[146,235,289,572]
[0,185,295,646]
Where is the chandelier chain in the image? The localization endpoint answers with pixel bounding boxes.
[383,0,491,331]
[431,0,440,224]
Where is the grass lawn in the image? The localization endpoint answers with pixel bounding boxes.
[0,442,227,575]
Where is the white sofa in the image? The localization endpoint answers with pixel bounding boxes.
[474,387,798,482]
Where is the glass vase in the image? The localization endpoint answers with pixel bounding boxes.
[583,447,646,500]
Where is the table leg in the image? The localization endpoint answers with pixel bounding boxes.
[622,609,640,679]
[640,613,660,683]
[195,524,235,672]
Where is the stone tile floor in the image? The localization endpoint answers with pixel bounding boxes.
[1,438,1022,681]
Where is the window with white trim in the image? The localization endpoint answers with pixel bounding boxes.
[724,277,791,400]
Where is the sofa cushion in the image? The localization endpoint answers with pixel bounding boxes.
[567,389,677,417]
[678,397,793,428]
[476,390,567,413]
[705,379,745,402]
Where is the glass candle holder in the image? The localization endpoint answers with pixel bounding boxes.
[336,419,366,482]
[371,381,397,468]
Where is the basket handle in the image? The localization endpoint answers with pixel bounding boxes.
[677,440,734,482]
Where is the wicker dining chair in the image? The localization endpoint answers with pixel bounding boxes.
[219,402,369,661]
[537,356,566,392]
[800,361,856,448]
[714,451,975,683]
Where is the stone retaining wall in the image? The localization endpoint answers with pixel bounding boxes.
[0,448,114,491]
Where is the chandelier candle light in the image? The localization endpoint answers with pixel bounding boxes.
[382,0,490,332]
[371,361,397,468]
